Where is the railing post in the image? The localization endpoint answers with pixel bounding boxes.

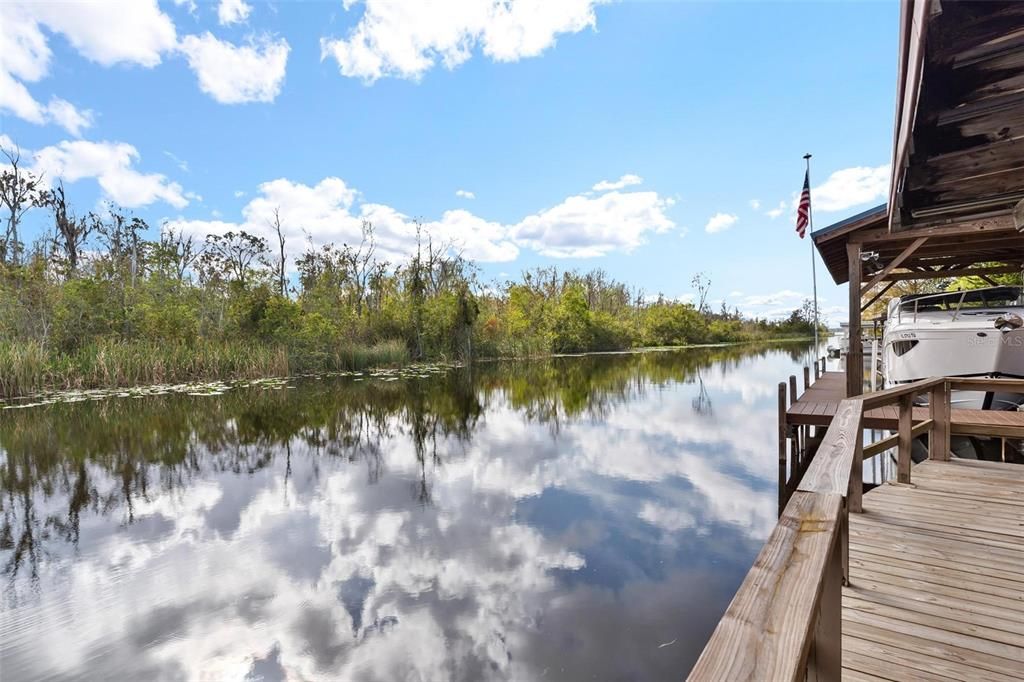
[814,358,820,381]
[897,394,913,483]
[778,382,788,516]
[808,510,843,681]
[803,365,811,391]
[789,375,800,470]
[929,380,951,461]
[849,425,863,513]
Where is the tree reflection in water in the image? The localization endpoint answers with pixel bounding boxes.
[0,342,813,681]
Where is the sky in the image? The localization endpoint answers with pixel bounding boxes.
[0,0,899,324]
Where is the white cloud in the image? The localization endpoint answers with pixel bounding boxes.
[30,139,189,209]
[163,151,189,173]
[740,289,805,307]
[23,0,176,68]
[0,0,174,134]
[703,212,737,234]
[592,174,642,192]
[173,0,199,17]
[766,201,786,220]
[320,0,604,82]
[169,174,677,265]
[748,199,760,210]
[511,190,675,258]
[179,33,290,104]
[173,177,520,265]
[455,189,475,199]
[217,0,252,26]
[810,164,890,213]
[44,98,94,137]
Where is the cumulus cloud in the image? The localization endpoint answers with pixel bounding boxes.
[748,199,760,210]
[511,190,675,258]
[178,33,290,104]
[29,139,189,209]
[44,98,94,137]
[0,1,146,134]
[592,174,642,192]
[455,189,475,199]
[169,174,675,265]
[703,212,737,234]
[18,0,176,68]
[0,0,287,119]
[171,177,520,265]
[217,0,252,25]
[766,201,786,220]
[808,164,890,213]
[740,289,805,308]
[320,0,605,82]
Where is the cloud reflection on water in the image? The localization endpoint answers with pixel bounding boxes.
[0,343,816,680]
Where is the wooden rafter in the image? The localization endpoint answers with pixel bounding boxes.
[861,280,896,313]
[860,237,928,294]
[882,263,1024,282]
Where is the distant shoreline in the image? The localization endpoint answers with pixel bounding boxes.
[1,336,818,402]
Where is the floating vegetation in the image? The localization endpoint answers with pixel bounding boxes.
[0,362,461,410]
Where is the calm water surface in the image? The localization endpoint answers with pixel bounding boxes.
[1,344,818,681]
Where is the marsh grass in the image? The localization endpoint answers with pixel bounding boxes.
[0,338,410,399]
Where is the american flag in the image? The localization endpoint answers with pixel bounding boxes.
[795,170,811,238]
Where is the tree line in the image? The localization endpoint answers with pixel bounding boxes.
[1,145,820,395]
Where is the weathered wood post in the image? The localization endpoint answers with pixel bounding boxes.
[789,375,800,469]
[778,382,788,516]
[928,380,951,461]
[803,365,811,391]
[849,425,863,514]
[897,394,913,483]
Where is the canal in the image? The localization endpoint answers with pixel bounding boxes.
[1,343,818,680]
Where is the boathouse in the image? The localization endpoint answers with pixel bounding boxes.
[688,1,1024,679]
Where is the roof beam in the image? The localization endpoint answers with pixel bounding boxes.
[851,214,1015,243]
[882,263,1024,282]
[861,237,928,294]
[861,280,896,313]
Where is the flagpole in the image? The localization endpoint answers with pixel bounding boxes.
[804,153,820,354]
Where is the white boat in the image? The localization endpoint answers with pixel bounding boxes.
[883,285,1024,410]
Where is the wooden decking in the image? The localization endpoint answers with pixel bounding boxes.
[788,371,1024,438]
[842,458,1024,681]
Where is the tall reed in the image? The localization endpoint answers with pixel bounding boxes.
[0,338,411,399]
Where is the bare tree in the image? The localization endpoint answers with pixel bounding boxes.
[269,207,287,296]
[157,226,202,283]
[691,271,711,314]
[51,182,93,275]
[342,220,376,315]
[1,144,49,267]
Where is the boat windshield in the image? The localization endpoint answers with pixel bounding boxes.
[898,286,1024,316]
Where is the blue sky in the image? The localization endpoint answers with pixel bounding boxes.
[0,0,898,323]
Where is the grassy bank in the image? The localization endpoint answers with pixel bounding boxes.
[0,339,409,399]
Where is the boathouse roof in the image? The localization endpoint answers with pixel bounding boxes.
[888,0,1024,232]
[812,204,1023,286]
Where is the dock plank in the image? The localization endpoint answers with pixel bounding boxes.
[785,371,1024,437]
[841,460,1024,682]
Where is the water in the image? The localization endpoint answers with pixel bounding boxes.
[1,343,817,681]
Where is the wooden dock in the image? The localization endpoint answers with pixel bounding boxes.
[789,371,1024,437]
[842,458,1024,681]
[689,376,1024,681]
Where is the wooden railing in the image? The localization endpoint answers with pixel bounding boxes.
[687,376,1024,681]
